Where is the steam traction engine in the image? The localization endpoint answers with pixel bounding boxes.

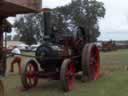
[21,10,100,91]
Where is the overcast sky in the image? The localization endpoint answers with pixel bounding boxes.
[8,0,128,40]
[43,0,71,8]
[97,0,128,40]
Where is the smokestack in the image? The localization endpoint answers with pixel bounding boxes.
[43,11,51,39]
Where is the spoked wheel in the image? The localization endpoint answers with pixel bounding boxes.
[60,59,76,92]
[82,43,100,81]
[0,80,4,96]
[21,60,39,90]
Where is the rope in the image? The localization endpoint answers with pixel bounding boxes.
[7,53,40,59]
[7,53,80,60]
[7,53,57,60]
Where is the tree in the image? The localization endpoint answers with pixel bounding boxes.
[14,13,44,45]
[55,0,105,41]
[13,34,20,41]
[14,0,105,43]
[4,35,11,41]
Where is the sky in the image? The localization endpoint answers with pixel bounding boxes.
[97,0,128,40]
[8,0,128,41]
[43,0,71,8]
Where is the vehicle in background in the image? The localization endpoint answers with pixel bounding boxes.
[31,44,40,52]
[101,40,117,52]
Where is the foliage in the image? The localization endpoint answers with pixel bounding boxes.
[55,0,105,42]
[14,13,44,45]
[14,0,105,44]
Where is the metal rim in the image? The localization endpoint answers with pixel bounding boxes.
[82,44,100,81]
[21,60,38,89]
[89,44,100,80]
[60,59,76,91]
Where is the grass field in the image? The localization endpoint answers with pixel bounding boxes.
[3,49,128,96]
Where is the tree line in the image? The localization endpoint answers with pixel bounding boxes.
[14,0,105,45]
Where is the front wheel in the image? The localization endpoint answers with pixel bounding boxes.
[21,60,39,90]
[60,59,76,92]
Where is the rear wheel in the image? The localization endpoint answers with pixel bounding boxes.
[82,43,100,81]
[21,60,39,89]
[60,59,76,92]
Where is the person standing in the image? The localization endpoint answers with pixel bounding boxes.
[10,46,22,74]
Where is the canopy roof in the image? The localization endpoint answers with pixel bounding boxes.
[0,0,42,17]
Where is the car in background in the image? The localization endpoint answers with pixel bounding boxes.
[31,44,40,52]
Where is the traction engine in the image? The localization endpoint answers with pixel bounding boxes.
[21,10,100,92]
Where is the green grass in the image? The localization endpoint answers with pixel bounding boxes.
[4,49,128,96]
[101,49,128,65]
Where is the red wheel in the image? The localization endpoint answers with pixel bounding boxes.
[60,59,76,92]
[82,43,100,81]
[21,60,39,89]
